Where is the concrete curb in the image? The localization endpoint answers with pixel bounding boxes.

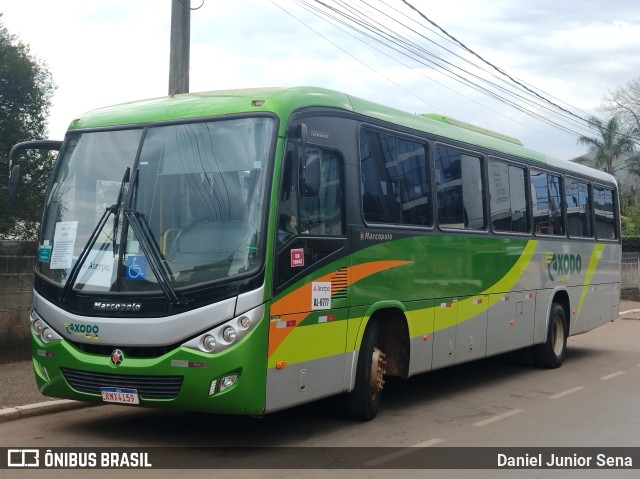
[0,400,98,423]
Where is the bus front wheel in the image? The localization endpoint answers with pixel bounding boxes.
[343,321,387,421]
[533,303,567,369]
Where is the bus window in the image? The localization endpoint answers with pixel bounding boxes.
[359,129,431,227]
[565,178,593,238]
[531,170,564,236]
[488,159,529,233]
[435,147,485,230]
[593,186,617,240]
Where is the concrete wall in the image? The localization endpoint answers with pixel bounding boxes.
[0,241,37,363]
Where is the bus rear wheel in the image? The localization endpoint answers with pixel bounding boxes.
[343,321,387,421]
[533,303,567,369]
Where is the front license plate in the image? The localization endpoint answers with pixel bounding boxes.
[100,387,140,405]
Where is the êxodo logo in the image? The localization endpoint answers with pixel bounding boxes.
[545,251,582,281]
[64,321,99,339]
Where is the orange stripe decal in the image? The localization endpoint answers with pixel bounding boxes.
[268,260,410,358]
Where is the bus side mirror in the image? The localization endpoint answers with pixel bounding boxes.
[6,139,62,203]
[299,152,320,198]
[7,165,20,203]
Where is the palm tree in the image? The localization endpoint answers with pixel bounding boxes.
[576,116,638,175]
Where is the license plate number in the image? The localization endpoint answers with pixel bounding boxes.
[100,387,139,405]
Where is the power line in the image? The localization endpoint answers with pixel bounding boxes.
[274,0,638,153]
[317,0,591,135]
[270,0,443,112]
[294,0,594,142]
[399,0,592,126]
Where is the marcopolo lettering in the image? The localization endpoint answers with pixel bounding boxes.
[93,301,142,312]
[547,252,582,282]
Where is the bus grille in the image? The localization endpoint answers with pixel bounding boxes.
[60,368,183,399]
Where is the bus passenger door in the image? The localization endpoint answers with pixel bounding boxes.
[267,140,348,412]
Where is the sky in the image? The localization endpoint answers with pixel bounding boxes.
[1,0,639,160]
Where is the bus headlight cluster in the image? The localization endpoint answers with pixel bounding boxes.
[184,304,264,355]
[30,310,62,344]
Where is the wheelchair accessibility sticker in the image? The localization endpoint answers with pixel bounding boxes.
[126,255,147,281]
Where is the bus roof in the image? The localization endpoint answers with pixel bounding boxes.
[68,86,616,185]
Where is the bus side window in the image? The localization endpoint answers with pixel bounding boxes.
[593,186,617,240]
[435,147,485,230]
[489,159,529,233]
[359,128,431,227]
[531,169,564,236]
[565,178,592,238]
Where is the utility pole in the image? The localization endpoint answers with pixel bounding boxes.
[169,0,190,95]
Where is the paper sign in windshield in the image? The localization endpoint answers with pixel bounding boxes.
[50,221,78,269]
[76,249,115,288]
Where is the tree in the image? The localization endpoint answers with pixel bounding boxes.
[0,14,56,240]
[602,78,640,140]
[575,116,639,176]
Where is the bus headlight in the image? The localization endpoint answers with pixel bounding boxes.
[219,373,238,392]
[32,318,45,336]
[222,326,236,343]
[238,316,251,329]
[41,328,55,344]
[201,335,216,352]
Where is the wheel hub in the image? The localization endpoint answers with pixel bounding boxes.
[370,347,387,394]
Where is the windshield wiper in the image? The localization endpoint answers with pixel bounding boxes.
[112,167,130,254]
[125,169,188,307]
[60,167,130,302]
[124,208,187,307]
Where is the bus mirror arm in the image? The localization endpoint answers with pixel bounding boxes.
[5,140,62,203]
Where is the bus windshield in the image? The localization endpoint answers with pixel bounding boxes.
[37,116,274,293]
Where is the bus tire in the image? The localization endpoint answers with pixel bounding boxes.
[343,321,387,421]
[533,303,567,369]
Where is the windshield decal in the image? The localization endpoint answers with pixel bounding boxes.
[38,241,52,262]
[50,221,78,269]
[125,255,147,281]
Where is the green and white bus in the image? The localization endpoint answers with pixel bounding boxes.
[14,87,620,420]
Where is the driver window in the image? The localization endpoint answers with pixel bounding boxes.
[275,142,346,289]
[278,143,344,246]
